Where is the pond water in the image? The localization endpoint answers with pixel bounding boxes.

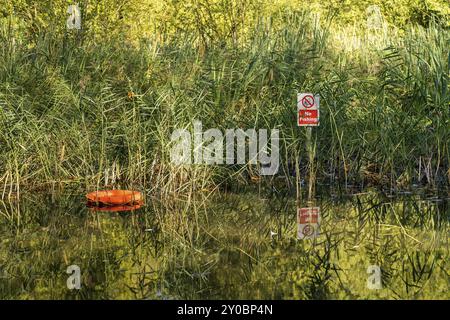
[0,188,448,299]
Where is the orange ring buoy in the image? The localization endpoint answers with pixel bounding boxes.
[86,190,143,206]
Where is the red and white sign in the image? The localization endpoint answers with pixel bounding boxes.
[297,93,319,126]
[297,207,320,239]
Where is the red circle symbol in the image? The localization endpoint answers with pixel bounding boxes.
[301,95,315,108]
[302,224,314,236]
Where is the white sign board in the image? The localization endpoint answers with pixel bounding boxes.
[297,93,319,126]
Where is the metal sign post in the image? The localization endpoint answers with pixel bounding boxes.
[297,93,319,202]
[306,126,314,202]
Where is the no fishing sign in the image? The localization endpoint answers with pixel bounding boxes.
[297,207,320,239]
[297,93,319,126]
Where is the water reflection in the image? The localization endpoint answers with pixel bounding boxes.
[297,207,320,240]
[87,203,143,212]
[0,190,448,299]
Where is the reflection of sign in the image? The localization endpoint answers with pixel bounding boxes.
[297,93,319,126]
[302,224,314,237]
[297,207,320,239]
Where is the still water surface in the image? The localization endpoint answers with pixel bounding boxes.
[0,188,448,299]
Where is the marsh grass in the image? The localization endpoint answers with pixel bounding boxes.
[0,10,448,198]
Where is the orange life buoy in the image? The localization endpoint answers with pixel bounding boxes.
[86,190,143,206]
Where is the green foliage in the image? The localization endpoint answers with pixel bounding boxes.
[0,1,448,191]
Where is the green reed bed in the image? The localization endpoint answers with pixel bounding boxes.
[0,10,448,196]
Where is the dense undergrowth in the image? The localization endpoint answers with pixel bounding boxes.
[0,1,449,196]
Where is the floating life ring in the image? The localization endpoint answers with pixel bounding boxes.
[86,190,143,206]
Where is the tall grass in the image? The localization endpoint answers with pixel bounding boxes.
[0,9,448,197]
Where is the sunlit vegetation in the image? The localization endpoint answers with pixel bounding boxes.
[0,1,448,194]
[0,1,448,300]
